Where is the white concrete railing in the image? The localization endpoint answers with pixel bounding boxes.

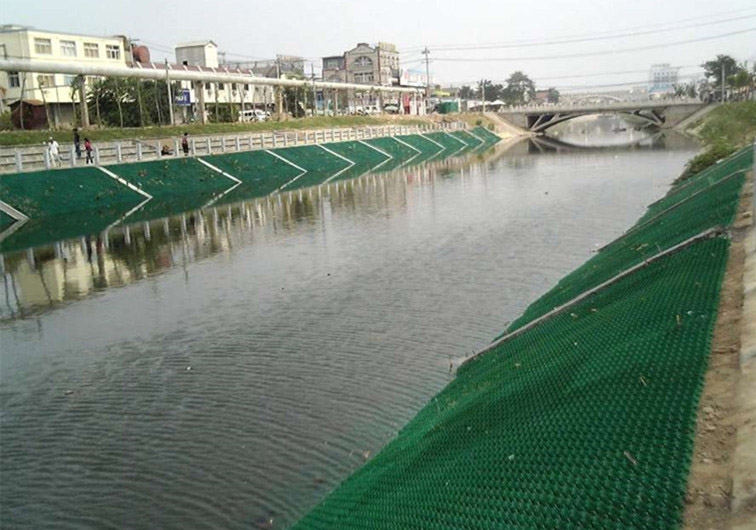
[0,121,467,174]
[501,98,702,114]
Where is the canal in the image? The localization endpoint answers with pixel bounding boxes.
[0,126,699,529]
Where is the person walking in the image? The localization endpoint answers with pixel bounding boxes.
[84,138,94,164]
[47,137,60,167]
[181,132,190,156]
[73,128,81,160]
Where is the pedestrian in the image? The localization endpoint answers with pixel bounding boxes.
[47,137,60,167]
[84,138,94,164]
[181,132,190,156]
[73,128,81,159]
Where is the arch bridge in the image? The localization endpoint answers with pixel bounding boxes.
[498,100,707,134]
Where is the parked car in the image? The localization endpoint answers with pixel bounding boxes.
[383,104,400,114]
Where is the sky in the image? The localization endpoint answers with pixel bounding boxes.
[3,0,755,91]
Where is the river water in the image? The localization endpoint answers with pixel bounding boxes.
[0,127,699,529]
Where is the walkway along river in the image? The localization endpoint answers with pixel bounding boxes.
[1,131,704,528]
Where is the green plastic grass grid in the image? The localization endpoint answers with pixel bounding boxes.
[425,131,468,152]
[365,137,419,161]
[109,158,233,198]
[199,150,301,200]
[451,130,484,148]
[639,146,753,223]
[0,166,144,218]
[321,141,390,181]
[270,145,351,191]
[293,236,730,529]
[398,135,445,157]
[668,145,753,195]
[471,126,502,144]
[507,172,744,331]
[0,209,16,230]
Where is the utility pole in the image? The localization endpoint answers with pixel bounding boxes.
[376,43,383,114]
[422,47,431,112]
[165,59,174,125]
[721,61,726,102]
[311,63,317,116]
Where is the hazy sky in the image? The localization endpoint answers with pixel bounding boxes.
[4,0,755,90]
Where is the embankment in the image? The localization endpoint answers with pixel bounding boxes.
[0,126,501,253]
[291,145,754,529]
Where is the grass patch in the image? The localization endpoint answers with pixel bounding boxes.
[680,102,756,183]
[0,116,430,147]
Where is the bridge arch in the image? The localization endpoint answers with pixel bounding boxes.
[526,110,664,133]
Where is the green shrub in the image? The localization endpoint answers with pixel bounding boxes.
[0,111,13,131]
[678,141,737,183]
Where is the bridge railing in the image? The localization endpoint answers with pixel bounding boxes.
[502,98,702,113]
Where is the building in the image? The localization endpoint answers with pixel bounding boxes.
[344,42,399,86]
[648,64,680,95]
[175,40,219,68]
[0,24,129,125]
[322,55,346,83]
[173,40,274,123]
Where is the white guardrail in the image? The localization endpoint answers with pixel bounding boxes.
[0,122,467,174]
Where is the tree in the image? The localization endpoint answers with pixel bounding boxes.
[458,85,475,99]
[547,87,560,104]
[501,71,535,105]
[476,79,503,101]
[702,55,739,82]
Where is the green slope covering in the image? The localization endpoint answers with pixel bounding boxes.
[471,126,502,144]
[199,150,301,205]
[0,209,15,230]
[451,130,483,148]
[0,167,143,218]
[365,137,419,161]
[108,158,232,198]
[640,145,753,223]
[271,145,351,190]
[399,134,444,157]
[294,236,730,530]
[322,141,390,182]
[507,171,744,331]
[425,131,467,152]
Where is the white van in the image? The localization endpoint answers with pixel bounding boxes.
[239,109,269,122]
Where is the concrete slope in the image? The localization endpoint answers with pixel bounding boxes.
[483,111,530,138]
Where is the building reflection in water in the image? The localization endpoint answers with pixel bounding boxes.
[0,148,503,321]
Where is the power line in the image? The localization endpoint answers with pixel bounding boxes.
[446,65,704,86]
[431,28,756,62]
[405,13,756,53]
[399,6,756,53]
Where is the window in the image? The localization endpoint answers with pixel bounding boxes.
[63,75,77,86]
[34,38,52,54]
[8,71,20,88]
[37,74,55,88]
[354,72,374,83]
[354,56,372,68]
[243,84,249,91]
[105,44,121,60]
[84,42,99,58]
[60,40,77,57]
[218,83,225,91]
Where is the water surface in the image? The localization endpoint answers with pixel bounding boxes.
[1,132,699,528]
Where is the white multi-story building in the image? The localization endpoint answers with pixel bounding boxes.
[0,24,128,124]
[648,64,680,95]
[174,40,274,123]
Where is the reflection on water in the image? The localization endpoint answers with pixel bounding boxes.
[1,135,699,529]
[544,113,661,148]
